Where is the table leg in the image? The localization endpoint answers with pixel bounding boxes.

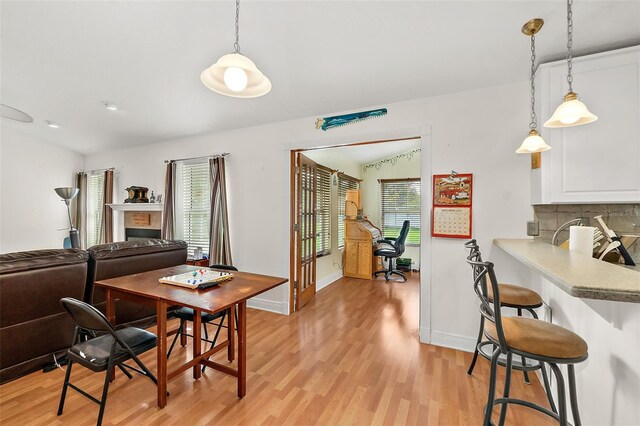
[227,305,235,362]
[156,300,168,408]
[237,301,246,398]
[193,309,202,380]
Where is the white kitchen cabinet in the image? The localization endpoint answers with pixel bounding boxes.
[532,46,640,204]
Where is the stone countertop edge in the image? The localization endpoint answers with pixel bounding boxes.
[493,239,640,303]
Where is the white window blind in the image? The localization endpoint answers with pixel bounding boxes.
[181,162,211,258]
[87,173,105,247]
[381,179,421,246]
[316,166,331,257]
[337,173,359,249]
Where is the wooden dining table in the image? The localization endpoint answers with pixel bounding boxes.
[94,265,287,408]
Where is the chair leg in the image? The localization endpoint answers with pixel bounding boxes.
[96,360,114,426]
[117,364,133,379]
[167,319,185,359]
[57,359,73,415]
[203,322,209,341]
[467,315,484,375]
[549,363,568,426]
[540,362,558,414]
[568,364,582,426]
[484,346,501,426]
[498,352,513,426]
[517,308,530,384]
[202,311,227,373]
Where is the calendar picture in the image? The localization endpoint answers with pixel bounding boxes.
[432,173,473,238]
[433,173,472,205]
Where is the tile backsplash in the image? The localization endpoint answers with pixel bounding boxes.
[533,204,640,263]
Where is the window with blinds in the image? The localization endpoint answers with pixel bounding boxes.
[87,173,105,247]
[380,179,421,246]
[316,166,331,257]
[181,162,211,258]
[337,173,359,249]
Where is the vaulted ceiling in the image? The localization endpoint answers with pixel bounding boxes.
[2,1,639,154]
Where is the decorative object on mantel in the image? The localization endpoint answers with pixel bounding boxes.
[516,18,551,168]
[54,187,80,248]
[431,173,473,239]
[149,191,156,203]
[362,148,420,174]
[200,0,271,98]
[156,194,163,203]
[316,108,387,131]
[124,186,149,203]
[544,0,598,128]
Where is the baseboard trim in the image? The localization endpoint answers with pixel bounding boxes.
[430,331,476,353]
[419,327,431,344]
[247,298,287,315]
[317,271,343,292]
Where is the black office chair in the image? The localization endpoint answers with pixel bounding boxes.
[167,264,238,373]
[374,220,410,282]
[58,297,157,426]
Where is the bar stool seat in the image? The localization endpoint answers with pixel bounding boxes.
[488,283,543,308]
[485,316,588,360]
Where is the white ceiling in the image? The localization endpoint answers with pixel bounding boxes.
[2,1,639,155]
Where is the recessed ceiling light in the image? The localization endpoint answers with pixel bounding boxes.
[102,101,119,111]
[45,120,60,128]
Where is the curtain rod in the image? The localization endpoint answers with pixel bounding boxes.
[165,153,229,163]
[79,167,115,174]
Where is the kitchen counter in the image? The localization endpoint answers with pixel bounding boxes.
[494,239,640,303]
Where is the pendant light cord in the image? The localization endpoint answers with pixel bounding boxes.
[530,34,538,130]
[234,0,241,53]
[566,0,573,92]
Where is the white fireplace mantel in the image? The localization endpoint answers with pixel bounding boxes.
[107,203,164,241]
[107,203,164,212]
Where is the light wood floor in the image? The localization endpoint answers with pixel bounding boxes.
[0,273,555,425]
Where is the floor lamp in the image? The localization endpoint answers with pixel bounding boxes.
[55,187,80,249]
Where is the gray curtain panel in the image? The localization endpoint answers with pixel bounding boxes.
[99,169,114,243]
[75,172,87,249]
[208,157,233,266]
[161,162,176,239]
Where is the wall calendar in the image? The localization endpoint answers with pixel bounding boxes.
[431,173,473,239]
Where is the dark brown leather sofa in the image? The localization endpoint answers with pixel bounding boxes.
[0,249,88,384]
[85,239,188,328]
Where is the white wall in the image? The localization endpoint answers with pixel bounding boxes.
[360,149,422,269]
[303,148,362,288]
[0,126,84,252]
[84,80,533,337]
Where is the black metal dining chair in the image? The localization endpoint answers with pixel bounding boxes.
[167,264,238,373]
[57,297,157,426]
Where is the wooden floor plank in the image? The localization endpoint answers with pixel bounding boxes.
[0,273,556,425]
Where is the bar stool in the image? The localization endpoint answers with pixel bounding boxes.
[466,252,588,426]
[464,240,545,384]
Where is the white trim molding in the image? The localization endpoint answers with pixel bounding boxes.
[247,297,288,315]
[429,331,476,353]
[317,271,343,292]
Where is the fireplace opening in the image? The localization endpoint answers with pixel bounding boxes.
[125,228,161,241]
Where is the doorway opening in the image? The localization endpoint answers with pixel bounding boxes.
[289,137,422,313]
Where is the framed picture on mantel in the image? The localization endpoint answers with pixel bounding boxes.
[431,173,473,239]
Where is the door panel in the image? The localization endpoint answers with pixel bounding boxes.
[295,153,317,310]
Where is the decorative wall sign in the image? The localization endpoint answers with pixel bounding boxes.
[315,108,387,131]
[432,173,473,238]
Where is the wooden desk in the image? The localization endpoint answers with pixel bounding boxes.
[94,265,287,408]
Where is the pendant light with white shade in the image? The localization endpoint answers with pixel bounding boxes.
[201,0,271,98]
[517,19,551,154]
[544,0,597,128]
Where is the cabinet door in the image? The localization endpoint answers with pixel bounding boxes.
[540,47,640,203]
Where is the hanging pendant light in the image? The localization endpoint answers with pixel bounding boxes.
[517,19,551,154]
[201,0,271,98]
[544,0,597,128]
